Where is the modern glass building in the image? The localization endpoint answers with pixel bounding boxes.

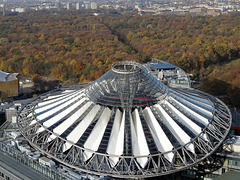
[17,61,232,178]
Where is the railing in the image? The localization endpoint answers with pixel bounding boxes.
[0,141,71,180]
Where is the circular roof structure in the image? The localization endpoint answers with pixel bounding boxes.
[17,61,232,178]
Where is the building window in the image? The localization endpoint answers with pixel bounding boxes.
[229,160,240,166]
[6,176,10,180]
[0,171,4,177]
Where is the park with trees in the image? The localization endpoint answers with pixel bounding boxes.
[0,10,239,107]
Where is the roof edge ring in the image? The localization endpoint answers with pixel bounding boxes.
[112,61,141,74]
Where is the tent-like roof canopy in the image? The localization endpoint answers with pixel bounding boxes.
[17,61,231,178]
[86,61,168,109]
[0,70,18,82]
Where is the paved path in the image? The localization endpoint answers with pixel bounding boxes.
[0,151,49,180]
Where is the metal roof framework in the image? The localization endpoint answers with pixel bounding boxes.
[17,61,231,178]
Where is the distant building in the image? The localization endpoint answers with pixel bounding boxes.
[203,135,240,179]
[2,4,5,16]
[91,2,98,9]
[76,2,80,10]
[0,70,19,100]
[66,2,72,10]
[12,7,25,13]
[5,106,17,123]
[84,2,91,9]
[189,7,208,13]
[55,0,61,10]
[144,59,191,87]
[207,9,222,16]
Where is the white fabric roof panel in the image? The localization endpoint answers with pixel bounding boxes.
[107,109,125,167]
[30,119,37,126]
[171,92,213,118]
[42,97,87,127]
[154,104,195,153]
[53,101,92,135]
[63,104,101,152]
[171,89,213,107]
[47,102,93,142]
[83,107,112,161]
[143,107,174,162]
[169,96,209,127]
[35,93,84,122]
[165,100,208,141]
[130,109,150,168]
[34,91,83,114]
[44,90,75,101]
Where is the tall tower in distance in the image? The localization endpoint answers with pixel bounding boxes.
[2,4,6,16]
[66,2,72,10]
[76,2,80,10]
[55,0,61,10]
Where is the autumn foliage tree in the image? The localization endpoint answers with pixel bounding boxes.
[0,10,138,85]
[0,10,240,107]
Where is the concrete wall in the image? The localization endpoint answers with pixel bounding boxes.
[0,80,19,99]
[0,166,21,180]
